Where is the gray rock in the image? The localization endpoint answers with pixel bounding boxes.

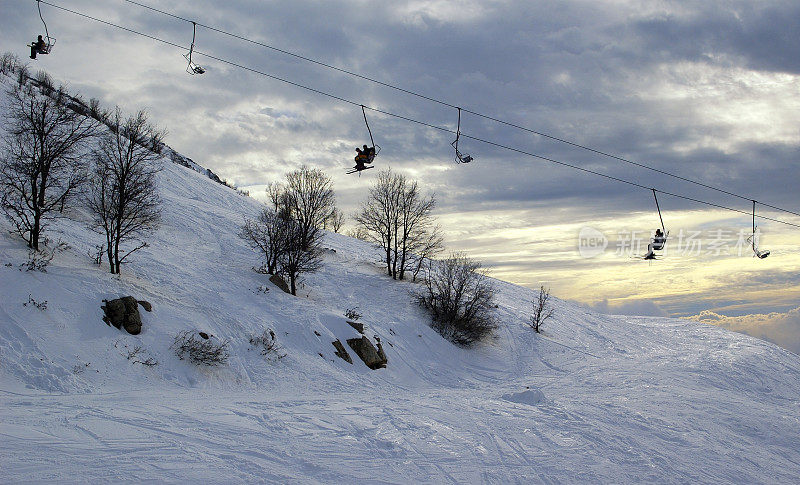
[346,320,364,334]
[332,339,353,364]
[269,274,291,294]
[346,336,387,370]
[101,296,142,335]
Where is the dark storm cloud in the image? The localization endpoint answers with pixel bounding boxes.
[628,1,800,74]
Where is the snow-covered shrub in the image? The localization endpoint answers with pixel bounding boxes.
[417,253,497,346]
[248,329,286,361]
[171,330,230,366]
[89,244,104,265]
[345,307,362,321]
[23,294,47,310]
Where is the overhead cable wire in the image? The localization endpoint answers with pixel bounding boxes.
[114,0,800,219]
[36,0,800,229]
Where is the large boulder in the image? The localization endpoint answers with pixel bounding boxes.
[101,296,143,335]
[346,336,387,370]
[269,274,291,294]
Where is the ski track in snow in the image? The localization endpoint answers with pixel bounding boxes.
[1,73,800,483]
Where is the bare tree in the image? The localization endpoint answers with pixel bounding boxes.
[278,215,323,295]
[87,108,164,274]
[0,52,21,76]
[528,285,554,333]
[243,183,324,294]
[346,226,370,241]
[239,207,284,275]
[397,179,437,280]
[354,169,438,280]
[325,207,345,233]
[265,181,285,211]
[0,81,100,249]
[283,166,335,250]
[354,169,401,277]
[418,252,497,346]
[409,225,445,282]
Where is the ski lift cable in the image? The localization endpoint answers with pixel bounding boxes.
[36,0,800,230]
[36,0,52,44]
[112,0,800,219]
[653,189,666,234]
[361,105,375,148]
[454,107,461,151]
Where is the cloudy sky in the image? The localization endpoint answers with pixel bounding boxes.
[2,0,799,351]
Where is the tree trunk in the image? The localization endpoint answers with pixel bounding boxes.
[30,216,40,250]
[31,187,41,250]
[106,236,115,273]
[113,238,121,274]
[399,240,407,280]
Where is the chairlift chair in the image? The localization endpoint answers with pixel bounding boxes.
[361,105,380,163]
[366,144,381,163]
[348,105,380,175]
[184,22,205,75]
[30,1,55,57]
[641,189,669,259]
[749,200,770,259]
[184,54,205,75]
[452,107,474,163]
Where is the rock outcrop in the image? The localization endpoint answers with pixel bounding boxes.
[347,336,387,369]
[269,274,291,294]
[101,296,149,335]
[332,339,353,364]
[346,320,364,334]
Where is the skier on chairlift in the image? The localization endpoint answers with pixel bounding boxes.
[363,144,376,162]
[643,229,666,260]
[30,35,46,59]
[354,147,370,171]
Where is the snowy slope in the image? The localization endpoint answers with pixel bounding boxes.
[2,74,800,483]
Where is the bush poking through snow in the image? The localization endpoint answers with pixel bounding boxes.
[528,285,554,333]
[249,329,286,361]
[345,307,362,321]
[115,340,158,366]
[19,240,67,272]
[20,249,55,272]
[171,330,230,366]
[23,294,47,310]
[89,244,104,265]
[417,252,497,346]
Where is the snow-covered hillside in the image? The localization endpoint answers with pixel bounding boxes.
[1,73,800,483]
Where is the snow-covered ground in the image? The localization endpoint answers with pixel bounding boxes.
[2,73,800,483]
